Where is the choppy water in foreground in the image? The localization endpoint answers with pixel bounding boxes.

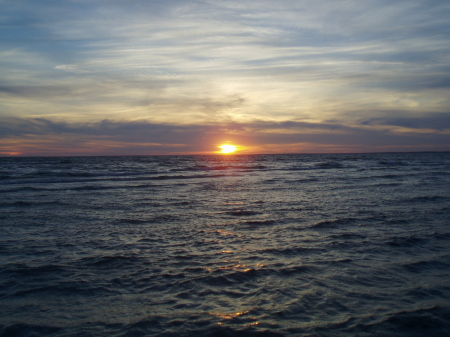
[1,152,450,337]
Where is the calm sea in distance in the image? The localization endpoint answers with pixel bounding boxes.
[1,152,450,336]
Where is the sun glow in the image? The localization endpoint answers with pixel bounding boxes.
[219,144,237,154]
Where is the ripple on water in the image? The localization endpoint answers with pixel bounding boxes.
[1,153,450,337]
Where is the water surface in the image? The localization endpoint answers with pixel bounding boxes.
[1,153,450,336]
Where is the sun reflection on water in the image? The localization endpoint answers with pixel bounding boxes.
[210,310,250,320]
[211,310,260,328]
[216,229,238,236]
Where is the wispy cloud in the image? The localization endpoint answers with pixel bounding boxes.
[1,116,449,156]
[1,0,449,154]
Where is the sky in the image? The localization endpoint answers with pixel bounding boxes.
[1,0,450,156]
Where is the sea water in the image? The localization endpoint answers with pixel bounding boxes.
[1,152,449,336]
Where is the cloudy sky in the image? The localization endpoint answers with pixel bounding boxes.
[1,0,450,155]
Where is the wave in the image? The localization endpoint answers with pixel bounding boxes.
[193,265,316,288]
[315,161,344,169]
[347,306,450,337]
[0,173,232,191]
[3,263,68,278]
[11,282,116,297]
[23,171,96,178]
[0,324,62,337]
[123,317,285,337]
[378,174,402,179]
[76,255,146,271]
[241,220,277,226]
[223,210,262,217]
[405,195,449,203]
[2,306,449,337]
[403,259,450,273]
[0,186,54,193]
[0,200,68,208]
[309,217,361,229]
[259,247,321,256]
[387,235,428,247]
[379,160,407,166]
[171,164,268,172]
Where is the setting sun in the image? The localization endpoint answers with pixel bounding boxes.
[219,144,237,154]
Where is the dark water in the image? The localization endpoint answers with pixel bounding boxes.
[1,152,450,337]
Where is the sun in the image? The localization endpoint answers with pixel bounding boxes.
[219,144,238,154]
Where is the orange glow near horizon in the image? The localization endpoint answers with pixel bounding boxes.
[218,144,238,154]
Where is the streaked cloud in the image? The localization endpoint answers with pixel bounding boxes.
[1,117,449,156]
[1,0,449,155]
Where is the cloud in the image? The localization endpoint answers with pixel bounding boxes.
[361,113,450,130]
[1,0,449,154]
[1,116,449,156]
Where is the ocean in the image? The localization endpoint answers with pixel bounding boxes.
[1,152,450,337]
